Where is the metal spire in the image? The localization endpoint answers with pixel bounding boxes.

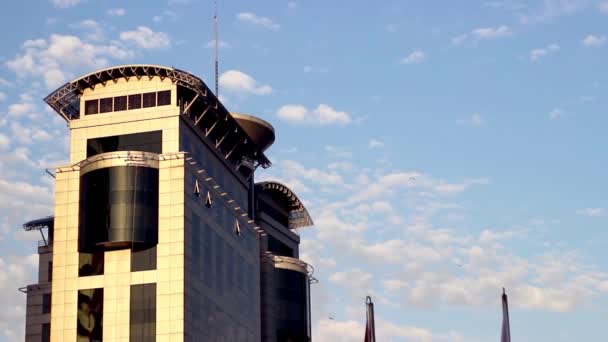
[214,0,219,96]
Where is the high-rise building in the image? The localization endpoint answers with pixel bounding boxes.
[20,64,316,342]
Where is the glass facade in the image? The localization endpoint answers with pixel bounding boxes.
[77,288,103,342]
[42,293,51,314]
[130,284,156,342]
[79,166,159,251]
[86,131,162,157]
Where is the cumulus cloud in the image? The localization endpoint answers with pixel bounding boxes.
[219,70,272,95]
[106,7,126,16]
[400,50,427,64]
[530,43,560,61]
[277,104,351,125]
[582,34,606,47]
[519,0,589,24]
[236,12,280,30]
[0,254,38,340]
[120,26,171,49]
[600,2,608,13]
[0,92,6,102]
[6,34,133,88]
[50,0,84,8]
[0,133,9,150]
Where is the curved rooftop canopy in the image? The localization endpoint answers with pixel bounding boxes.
[231,113,275,152]
[44,64,270,168]
[255,181,313,229]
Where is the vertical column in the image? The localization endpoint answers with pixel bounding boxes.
[156,156,185,342]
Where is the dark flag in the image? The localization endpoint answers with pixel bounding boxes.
[501,288,511,342]
[364,296,376,342]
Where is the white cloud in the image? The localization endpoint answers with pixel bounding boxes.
[303,65,330,73]
[0,254,38,341]
[452,26,512,45]
[6,34,133,89]
[120,26,171,49]
[519,0,588,24]
[582,34,606,47]
[70,19,104,41]
[458,113,485,126]
[0,133,9,150]
[473,25,512,39]
[237,12,280,30]
[369,139,384,149]
[401,50,427,64]
[576,208,605,217]
[107,7,126,16]
[0,92,6,102]
[50,0,84,8]
[219,70,272,95]
[549,108,563,120]
[600,2,608,13]
[0,78,10,87]
[288,1,297,9]
[277,104,351,125]
[530,43,560,61]
[8,102,37,118]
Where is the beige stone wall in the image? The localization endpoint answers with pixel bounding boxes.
[50,77,186,342]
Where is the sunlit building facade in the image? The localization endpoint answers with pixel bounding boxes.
[21,65,315,342]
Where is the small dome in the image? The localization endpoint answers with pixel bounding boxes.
[231,113,275,152]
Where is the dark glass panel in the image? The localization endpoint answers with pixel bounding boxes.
[79,252,104,276]
[130,284,156,342]
[86,131,162,157]
[114,95,127,111]
[99,97,113,113]
[203,223,213,288]
[42,293,51,314]
[142,92,156,108]
[77,288,103,341]
[215,232,223,293]
[41,323,50,342]
[275,269,309,341]
[85,99,98,115]
[128,94,142,110]
[79,166,159,252]
[47,261,52,282]
[157,90,171,106]
[267,235,294,257]
[131,245,157,272]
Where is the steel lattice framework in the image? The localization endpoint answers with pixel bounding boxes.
[255,181,314,229]
[43,64,270,168]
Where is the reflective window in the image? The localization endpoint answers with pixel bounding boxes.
[85,100,98,115]
[131,245,157,272]
[157,90,171,106]
[215,232,224,293]
[142,92,156,108]
[114,95,127,111]
[226,247,234,290]
[42,293,51,314]
[130,284,156,342]
[79,252,104,276]
[203,224,213,288]
[129,94,142,110]
[99,97,113,113]
[41,323,50,342]
[47,261,52,282]
[86,131,162,157]
[77,288,103,341]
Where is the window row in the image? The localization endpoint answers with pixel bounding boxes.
[84,90,171,115]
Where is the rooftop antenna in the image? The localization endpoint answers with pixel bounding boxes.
[214,0,219,96]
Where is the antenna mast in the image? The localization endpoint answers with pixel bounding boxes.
[214,0,219,96]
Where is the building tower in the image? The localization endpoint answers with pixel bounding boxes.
[21,64,315,342]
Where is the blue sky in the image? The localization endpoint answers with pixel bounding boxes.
[0,0,607,341]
